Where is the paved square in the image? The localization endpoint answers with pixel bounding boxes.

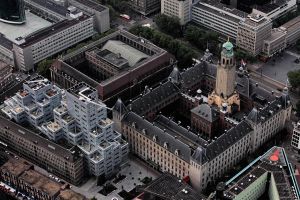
[72,156,161,200]
[256,51,300,84]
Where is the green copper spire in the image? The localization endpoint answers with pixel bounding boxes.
[222,38,234,57]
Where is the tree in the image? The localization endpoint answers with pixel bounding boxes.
[37,59,53,79]
[154,14,182,38]
[129,25,197,69]
[90,197,97,200]
[296,100,300,117]
[288,70,300,89]
[184,25,220,55]
[296,39,300,52]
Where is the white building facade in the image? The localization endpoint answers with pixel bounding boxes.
[2,77,129,178]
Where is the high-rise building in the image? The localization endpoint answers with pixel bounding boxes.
[208,40,240,113]
[236,14,272,56]
[130,0,161,15]
[0,0,26,24]
[161,0,192,25]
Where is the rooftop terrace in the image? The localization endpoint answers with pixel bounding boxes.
[1,158,33,177]
[20,169,61,197]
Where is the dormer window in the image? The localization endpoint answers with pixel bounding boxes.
[153,135,157,142]
[142,129,147,135]
[164,142,168,149]
[175,149,180,156]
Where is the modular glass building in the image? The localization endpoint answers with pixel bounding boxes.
[0,0,26,24]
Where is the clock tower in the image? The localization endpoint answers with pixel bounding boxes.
[208,40,240,113]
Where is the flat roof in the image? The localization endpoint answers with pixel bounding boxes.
[0,10,52,44]
[281,15,300,33]
[20,14,90,47]
[59,189,87,200]
[224,147,300,199]
[1,158,33,177]
[20,169,61,197]
[31,0,68,16]
[193,0,246,23]
[73,0,107,12]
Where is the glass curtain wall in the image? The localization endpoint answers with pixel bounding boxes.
[0,0,26,24]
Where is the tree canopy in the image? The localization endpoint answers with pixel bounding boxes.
[154,14,182,38]
[37,59,53,79]
[288,69,300,89]
[130,25,197,68]
[184,25,220,55]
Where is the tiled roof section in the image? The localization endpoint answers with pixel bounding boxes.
[130,81,180,115]
[142,173,207,200]
[236,73,250,97]
[181,61,216,89]
[203,121,252,163]
[249,82,277,103]
[224,147,300,200]
[155,115,208,148]
[123,112,191,162]
[247,94,291,124]
[191,103,219,122]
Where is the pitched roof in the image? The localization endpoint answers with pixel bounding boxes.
[191,104,219,122]
[130,81,180,115]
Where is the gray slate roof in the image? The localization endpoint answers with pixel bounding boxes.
[191,104,219,122]
[130,81,180,115]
